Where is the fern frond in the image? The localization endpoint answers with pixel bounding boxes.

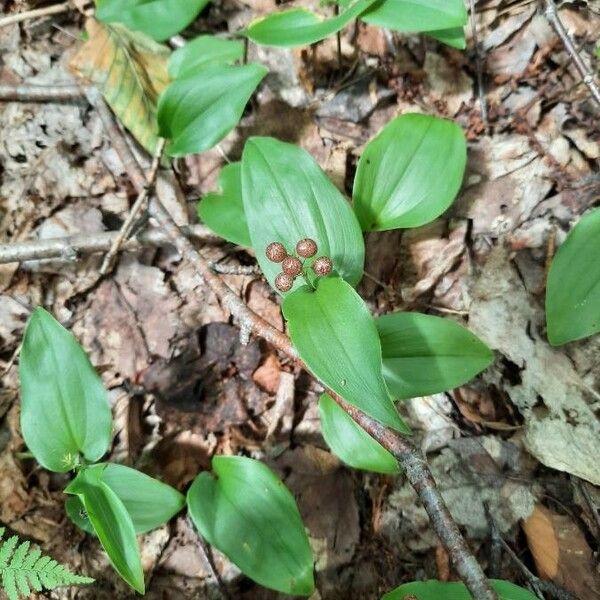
[0,527,94,600]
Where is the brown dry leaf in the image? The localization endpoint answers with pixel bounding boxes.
[253,353,281,394]
[70,19,170,153]
[522,504,600,599]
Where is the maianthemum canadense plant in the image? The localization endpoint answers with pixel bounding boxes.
[18,110,540,599]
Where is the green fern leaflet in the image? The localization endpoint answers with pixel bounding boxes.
[0,527,94,600]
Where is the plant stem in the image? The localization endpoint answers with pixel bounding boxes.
[85,88,498,600]
[0,1,71,28]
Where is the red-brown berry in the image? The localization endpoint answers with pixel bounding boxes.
[275,272,294,292]
[312,256,333,276]
[296,238,318,258]
[282,256,302,277]
[265,242,287,263]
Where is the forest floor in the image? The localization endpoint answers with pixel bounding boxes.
[0,0,599,599]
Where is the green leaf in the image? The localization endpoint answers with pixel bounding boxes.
[96,0,210,41]
[70,19,170,154]
[319,394,399,474]
[99,463,185,534]
[187,456,314,596]
[65,496,96,535]
[546,208,600,345]
[346,0,468,33]
[376,312,493,400]
[65,467,144,594]
[382,579,539,600]
[168,35,245,79]
[241,137,365,293]
[353,113,466,231]
[19,307,112,473]
[197,162,251,246]
[283,277,408,432]
[158,63,268,157]
[428,26,466,49]
[245,0,376,47]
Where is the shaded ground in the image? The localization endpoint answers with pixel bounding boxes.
[0,0,599,598]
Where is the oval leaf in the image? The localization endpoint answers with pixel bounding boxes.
[377,312,493,400]
[19,307,112,473]
[283,277,408,432]
[188,456,314,596]
[346,0,468,32]
[241,137,365,293]
[353,113,466,231]
[546,208,600,345]
[70,19,170,154]
[96,0,210,41]
[245,0,375,47]
[65,467,144,594]
[197,162,250,246]
[168,35,245,79]
[428,26,466,49]
[158,63,267,157]
[65,496,96,535]
[382,579,539,600]
[319,394,399,474]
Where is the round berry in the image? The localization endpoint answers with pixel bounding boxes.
[275,272,294,292]
[296,238,318,258]
[282,256,302,277]
[312,256,333,276]
[265,242,287,263]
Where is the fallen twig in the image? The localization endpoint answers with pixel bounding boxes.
[0,1,71,28]
[86,87,498,600]
[0,224,218,265]
[0,83,84,103]
[468,0,488,125]
[99,137,167,275]
[544,0,600,107]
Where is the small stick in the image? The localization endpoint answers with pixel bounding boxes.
[196,531,232,600]
[335,4,342,72]
[0,1,71,28]
[468,0,488,125]
[0,83,84,103]
[0,225,219,265]
[209,262,261,276]
[99,138,167,275]
[544,0,600,107]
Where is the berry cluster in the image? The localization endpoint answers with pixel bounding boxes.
[266,238,333,292]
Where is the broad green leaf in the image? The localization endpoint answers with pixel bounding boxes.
[65,464,184,535]
[382,579,539,600]
[319,394,399,474]
[428,26,466,49]
[158,63,267,157]
[344,0,468,33]
[70,19,170,154]
[99,463,185,533]
[188,456,314,596]
[241,137,365,293]
[65,467,144,594]
[65,496,96,535]
[168,35,245,79]
[96,0,210,42]
[19,308,112,473]
[283,277,408,432]
[197,162,250,246]
[245,0,376,47]
[546,208,600,345]
[377,312,493,400]
[353,113,466,231]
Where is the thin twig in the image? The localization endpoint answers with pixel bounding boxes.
[87,88,498,600]
[468,0,488,124]
[0,83,84,103]
[0,1,71,28]
[99,138,167,275]
[195,529,232,600]
[209,262,261,276]
[0,225,218,265]
[544,0,600,107]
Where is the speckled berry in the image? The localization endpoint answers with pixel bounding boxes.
[312,256,333,276]
[275,272,294,292]
[282,256,302,277]
[265,242,287,263]
[296,238,318,258]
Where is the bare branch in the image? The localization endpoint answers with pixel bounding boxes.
[0,1,71,28]
[0,225,218,265]
[0,83,84,103]
[544,0,600,107]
